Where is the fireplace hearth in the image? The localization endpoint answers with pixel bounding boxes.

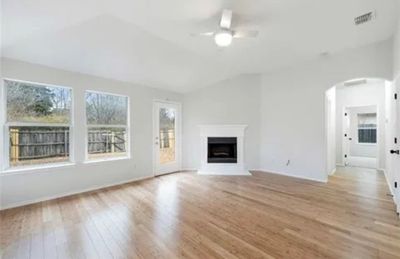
[208,137,237,163]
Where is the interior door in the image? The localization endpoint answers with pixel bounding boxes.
[391,80,400,213]
[153,101,181,176]
[343,107,351,166]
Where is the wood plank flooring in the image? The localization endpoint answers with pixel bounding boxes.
[1,167,399,258]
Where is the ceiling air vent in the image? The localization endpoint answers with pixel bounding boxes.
[354,11,375,26]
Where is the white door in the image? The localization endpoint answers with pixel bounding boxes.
[153,101,181,176]
[343,107,351,166]
[388,80,400,213]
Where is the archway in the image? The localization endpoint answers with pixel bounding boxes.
[325,77,393,178]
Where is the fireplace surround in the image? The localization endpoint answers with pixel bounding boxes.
[198,125,250,175]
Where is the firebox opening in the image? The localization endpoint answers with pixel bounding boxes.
[207,137,237,163]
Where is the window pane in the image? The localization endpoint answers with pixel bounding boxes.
[9,127,70,167]
[159,108,176,164]
[358,129,377,143]
[6,80,71,123]
[358,113,376,128]
[358,113,377,143]
[86,92,128,125]
[87,127,127,159]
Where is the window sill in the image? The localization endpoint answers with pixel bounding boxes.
[1,162,76,175]
[83,156,131,164]
[357,143,377,146]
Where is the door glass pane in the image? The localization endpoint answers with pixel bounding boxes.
[159,107,176,164]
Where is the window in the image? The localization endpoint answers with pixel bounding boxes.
[5,79,72,168]
[85,91,129,160]
[358,113,377,144]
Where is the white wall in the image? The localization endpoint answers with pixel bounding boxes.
[182,75,261,170]
[335,81,386,169]
[325,87,336,175]
[0,58,183,209]
[394,2,400,81]
[260,40,393,182]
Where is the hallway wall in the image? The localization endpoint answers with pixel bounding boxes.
[335,80,386,169]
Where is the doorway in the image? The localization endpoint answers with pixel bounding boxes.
[153,100,182,176]
[325,77,399,214]
[342,105,378,168]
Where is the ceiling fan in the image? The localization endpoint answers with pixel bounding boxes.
[192,9,259,47]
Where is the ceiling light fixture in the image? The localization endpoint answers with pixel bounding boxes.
[214,30,233,47]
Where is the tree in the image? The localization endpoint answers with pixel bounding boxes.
[6,81,70,123]
[86,92,127,125]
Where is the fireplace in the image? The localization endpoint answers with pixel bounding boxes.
[208,137,237,163]
[199,125,250,175]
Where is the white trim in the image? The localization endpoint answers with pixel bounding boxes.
[0,175,153,210]
[84,90,131,162]
[84,89,128,98]
[257,169,328,183]
[329,167,337,176]
[3,77,73,91]
[0,80,6,173]
[82,156,131,164]
[2,79,74,171]
[382,168,395,196]
[2,162,75,175]
[181,168,198,172]
[6,122,70,127]
[152,100,182,176]
[87,124,128,128]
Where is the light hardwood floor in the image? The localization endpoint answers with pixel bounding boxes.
[1,167,399,258]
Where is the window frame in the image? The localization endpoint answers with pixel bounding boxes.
[84,90,130,162]
[357,113,377,145]
[2,78,74,171]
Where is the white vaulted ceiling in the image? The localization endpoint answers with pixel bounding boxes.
[1,0,399,92]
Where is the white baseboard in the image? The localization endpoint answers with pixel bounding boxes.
[1,175,153,210]
[329,167,337,176]
[255,169,328,183]
[181,168,198,172]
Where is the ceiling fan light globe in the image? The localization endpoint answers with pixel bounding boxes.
[214,31,233,47]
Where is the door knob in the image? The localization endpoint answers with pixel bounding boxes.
[390,150,400,154]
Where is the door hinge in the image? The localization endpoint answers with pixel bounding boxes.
[395,93,398,100]
[344,134,347,137]
[344,154,347,158]
[395,182,398,188]
[395,138,398,144]
[344,113,348,116]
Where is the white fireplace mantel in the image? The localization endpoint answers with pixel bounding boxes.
[198,124,251,175]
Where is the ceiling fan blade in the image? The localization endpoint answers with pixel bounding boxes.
[233,30,259,38]
[190,32,215,37]
[220,9,233,29]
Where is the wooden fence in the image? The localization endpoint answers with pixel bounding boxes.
[9,128,126,163]
[10,128,69,163]
[87,129,126,154]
